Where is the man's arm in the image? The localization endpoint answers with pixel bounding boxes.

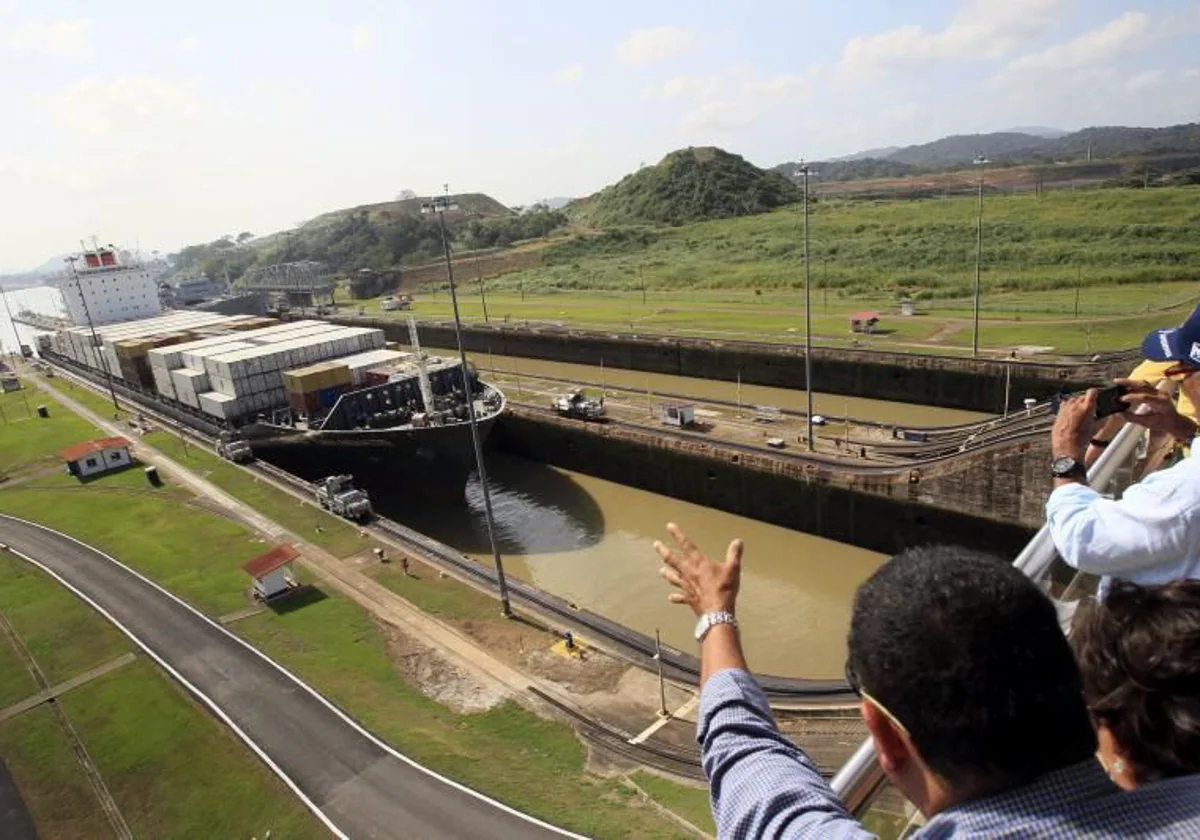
[1047,464,1200,575]
[655,524,874,839]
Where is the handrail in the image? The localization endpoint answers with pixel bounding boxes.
[829,419,1147,815]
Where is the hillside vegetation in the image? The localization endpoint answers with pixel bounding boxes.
[573,147,801,227]
[477,186,1200,298]
[775,122,1200,182]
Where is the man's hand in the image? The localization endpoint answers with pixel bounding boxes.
[1118,378,1197,442]
[654,523,743,617]
[1052,389,1097,461]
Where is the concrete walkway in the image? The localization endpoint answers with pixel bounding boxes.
[0,516,571,840]
[0,652,138,723]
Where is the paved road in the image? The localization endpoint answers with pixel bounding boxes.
[0,515,572,840]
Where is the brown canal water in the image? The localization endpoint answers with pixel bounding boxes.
[375,452,885,679]
[428,347,988,427]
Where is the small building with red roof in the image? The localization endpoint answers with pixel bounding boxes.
[849,312,881,334]
[242,544,301,601]
[57,436,132,479]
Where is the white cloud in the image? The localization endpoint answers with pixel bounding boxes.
[1125,68,1166,93]
[38,75,206,140]
[742,73,809,100]
[837,0,1068,79]
[681,99,757,132]
[616,26,697,65]
[5,17,92,58]
[995,11,1152,81]
[175,36,200,55]
[660,74,722,101]
[351,24,375,52]
[555,63,584,85]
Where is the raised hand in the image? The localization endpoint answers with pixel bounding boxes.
[654,522,743,617]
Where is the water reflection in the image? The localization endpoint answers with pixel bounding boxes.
[372,453,605,556]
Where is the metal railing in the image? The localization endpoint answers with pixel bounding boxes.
[829,420,1148,818]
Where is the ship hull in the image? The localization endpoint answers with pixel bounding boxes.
[243,413,497,503]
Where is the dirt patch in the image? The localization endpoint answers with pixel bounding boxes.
[456,616,629,695]
[380,621,507,713]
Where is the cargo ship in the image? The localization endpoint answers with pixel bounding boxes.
[41,299,504,500]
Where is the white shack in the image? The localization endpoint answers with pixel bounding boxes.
[57,437,133,479]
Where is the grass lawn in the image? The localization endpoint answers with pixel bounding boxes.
[143,431,370,559]
[371,562,498,621]
[41,376,129,422]
[0,553,127,686]
[0,627,36,709]
[0,467,268,617]
[0,383,99,478]
[236,592,689,839]
[0,553,328,840]
[0,705,110,839]
[60,660,327,840]
[632,772,716,835]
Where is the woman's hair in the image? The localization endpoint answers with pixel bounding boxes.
[1073,579,1200,783]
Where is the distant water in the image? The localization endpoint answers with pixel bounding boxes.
[0,285,66,355]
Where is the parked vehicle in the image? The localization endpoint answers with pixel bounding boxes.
[215,430,254,463]
[553,388,606,421]
[313,474,372,521]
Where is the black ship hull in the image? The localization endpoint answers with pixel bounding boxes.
[243,412,498,503]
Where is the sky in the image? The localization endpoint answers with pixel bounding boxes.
[1,0,1198,271]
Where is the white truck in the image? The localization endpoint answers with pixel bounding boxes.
[553,389,606,421]
[215,431,254,463]
[314,475,373,522]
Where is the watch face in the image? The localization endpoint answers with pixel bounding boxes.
[1052,456,1078,475]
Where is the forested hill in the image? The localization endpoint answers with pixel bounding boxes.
[573,147,801,226]
[775,122,1200,181]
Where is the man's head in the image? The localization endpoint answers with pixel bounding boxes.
[1142,303,1200,379]
[847,546,1096,814]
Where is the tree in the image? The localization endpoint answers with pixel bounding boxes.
[236,231,254,244]
[397,189,417,200]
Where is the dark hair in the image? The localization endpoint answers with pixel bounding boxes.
[1072,579,1200,784]
[847,545,1096,795]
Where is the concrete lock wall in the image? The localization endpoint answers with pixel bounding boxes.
[493,407,1046,559]
[302,314,1130,414]
[395,321,1120,414]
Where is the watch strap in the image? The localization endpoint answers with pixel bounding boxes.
[695,611,737,641]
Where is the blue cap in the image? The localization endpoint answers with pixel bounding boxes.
[1142,303,1200,363]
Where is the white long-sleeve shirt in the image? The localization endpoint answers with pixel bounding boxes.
[1046,444,1200,595]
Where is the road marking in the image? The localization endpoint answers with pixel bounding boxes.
[628,695,698,745]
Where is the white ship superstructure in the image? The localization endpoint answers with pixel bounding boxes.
[61,244,161,326]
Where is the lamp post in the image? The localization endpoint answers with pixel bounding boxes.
[423,188,512,618]
[971,154,989,357]
[65,254,121,415]
[795,160,818,451]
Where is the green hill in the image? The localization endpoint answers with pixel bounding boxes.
[574,147,801,226]
[302,193,513,230]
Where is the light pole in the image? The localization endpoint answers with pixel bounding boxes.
[65,255,121,415]
[423,188,512,618]
[475,252,490,322]
[795,160,818,451]
[971,154,989,357]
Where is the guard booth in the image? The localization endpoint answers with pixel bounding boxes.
[242,544,301,601]
[659,403,696,428]
[58,437,133,479]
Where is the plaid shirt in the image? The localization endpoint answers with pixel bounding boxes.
[699,669,1200,838]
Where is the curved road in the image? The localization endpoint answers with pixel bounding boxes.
[0,515,573,840]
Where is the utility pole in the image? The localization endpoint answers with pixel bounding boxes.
[1074,266,1082,319]
[423,188,511,618]
[796,159,817,451]
[971,154,989,357]
[476,252,489,322]
[654,629,668,717]
[0,282,17,356]
[65,254,121,415]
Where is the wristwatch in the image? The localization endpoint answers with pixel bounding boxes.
[1051,455,1087,481]
[694,611,738,641]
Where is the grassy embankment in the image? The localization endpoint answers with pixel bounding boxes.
[3,380,707,837]
[0,382,326,839]
[372,186,1200,354]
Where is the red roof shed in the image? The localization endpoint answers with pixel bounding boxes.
[242,544,300,578]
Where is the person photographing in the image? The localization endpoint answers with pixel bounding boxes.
[1047,318,1200,595]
